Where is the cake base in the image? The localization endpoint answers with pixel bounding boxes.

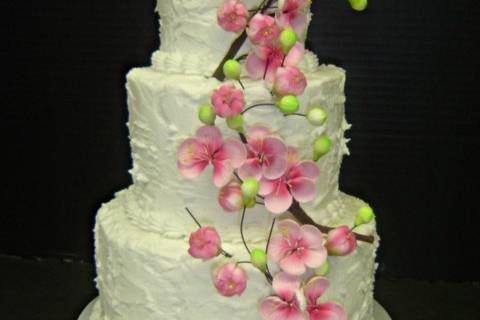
[79,297,391,320]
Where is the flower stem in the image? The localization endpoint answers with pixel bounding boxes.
[283,112,306,118]
[233,171,243,183]
[238,79,245,90]
[289,201,375,244]
[264,218,276,282]
[185,207,202,229]
[241,103,277,115]
[221,249,233,258]
[240,206,251,255]
[265,218,276,255]
[263,57,270,80]
[235,53,248,61]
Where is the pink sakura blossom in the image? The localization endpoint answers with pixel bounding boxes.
[274,66,307,96]
[217,0,249,33]
[177,126,247,188]
[218,181,244,212]
[304,277,347,320]
[212,262,248,297]
[246,42,305,83]
[268,219,327,276]
[325,226,358,256]
[259,272,306,320]
[276,0,309,36]
[259,147,319,214]
[238,125,288,181]
[188,227,222,260]
[211,84,245,118]
[247,14,281,47]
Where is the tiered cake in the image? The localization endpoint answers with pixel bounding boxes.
[81,1,385,319]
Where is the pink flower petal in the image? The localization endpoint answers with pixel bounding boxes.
[289,12,307,36]
[212,160,234,188]
[259,177,278,196]
[265,182,293,214]
[272,272,301,301]
[279,251,307,275]
[287,146,300,166]
[300,224,324,249]
[246,52,266,79]
[263,137,288,179]
[259,296,304,320]
[265,61,281,83]
[304,277,330,307]
[285,43,305,67]
[177,138,209,178]
[294,161,320,181]
[218,182,244,212]
[246,125,272,152]
[309,302,347,320]
[278,219,302,240]
[303,248,327,270]
[195,126,222,155]
[238,158,263,180]
[267,235,290,263]
[275,11,291,29]
[289,177,317,203]
[217,139,247,168]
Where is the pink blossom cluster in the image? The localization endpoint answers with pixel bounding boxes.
[177,126,246,188]
[246,13,307,93]
[238,125,319,214]
[217,0,309,93]
[211,84,245,118]
[259,272,347,320]
[269,219,327,275]
[178,124,319,215]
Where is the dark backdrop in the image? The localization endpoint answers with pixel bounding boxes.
[1,0,479,281]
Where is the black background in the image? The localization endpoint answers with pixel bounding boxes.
[1,0,479,282]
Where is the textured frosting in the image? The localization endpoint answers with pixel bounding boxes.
[84,1,382,319]
[88,189,378,320]
[155,0,312,76]
[124,65,349,242]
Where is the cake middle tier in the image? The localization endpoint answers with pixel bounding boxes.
[125,66,350,239]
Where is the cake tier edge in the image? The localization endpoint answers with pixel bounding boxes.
[90,188,379,320]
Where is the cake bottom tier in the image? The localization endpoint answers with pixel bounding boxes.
[88,189,379,320]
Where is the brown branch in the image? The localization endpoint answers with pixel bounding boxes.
[212,0,277,81]
[289,202,375,244]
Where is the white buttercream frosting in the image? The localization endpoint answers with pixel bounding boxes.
[84,1,381,319]
[155,0,312,76]
[86,189,377,320]
[124,65,348,242]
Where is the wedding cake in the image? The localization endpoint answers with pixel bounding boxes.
[80,1,389,319]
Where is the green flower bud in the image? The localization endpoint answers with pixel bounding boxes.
[226,114,244,132]
[355,206,375,226]
[313,135,332,161]
[243,196,256,208]
[349,0,368,11]
[198,104,216,125]
[314,260,330,276]
[276,95,300,114]
[279,28,298,54]
[241,177,259,199]
[223,59,242,80]
[307,107,328,126]
[250,248,268,272]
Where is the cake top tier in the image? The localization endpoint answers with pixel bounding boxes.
[155,0,312,76]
